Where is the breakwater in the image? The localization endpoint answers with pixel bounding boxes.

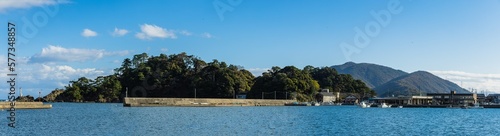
[123,97,295,107]
[0,102,52,109]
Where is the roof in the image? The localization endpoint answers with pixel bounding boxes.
[321,89,330,92]
[427,93,473,95]
[318,92,334,96]
[487,94,500,97]
[345,96,357,99]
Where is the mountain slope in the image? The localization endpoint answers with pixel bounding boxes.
[332,62,408,88]
[374,71,470,97]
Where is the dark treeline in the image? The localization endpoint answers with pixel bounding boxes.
[51,52,375,102]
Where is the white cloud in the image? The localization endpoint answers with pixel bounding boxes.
[135,24,176,40]
[104,50,130,56]
[112,60,121,64]
[82,28,97,37]
[0,55,108,98]
[112,27,128,37]
[430,70,500,94]
[0,56,10,79]
[201,32,213,38]
[0,0,68,12]
[160,48,168,52]
[179,30,192,36]
[29,45,130,63]
[40,64,105,80]
[247,68,270,77]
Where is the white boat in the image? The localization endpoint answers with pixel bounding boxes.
[469,103,484,109]
[461,103,484,109]
[378,103,392,108]
[321,102,334,106]
[359,101,371,108]
[313,102,320,106]
[321,102,342,106]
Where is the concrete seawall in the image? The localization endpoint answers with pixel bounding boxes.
[0,102,52,109]
[124,97,295,107]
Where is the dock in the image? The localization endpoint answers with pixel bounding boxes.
[123,97,294,107]
[0,102,52,109]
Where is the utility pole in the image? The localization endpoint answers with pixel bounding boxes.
[274,91,276,100]
[125,87,128,98]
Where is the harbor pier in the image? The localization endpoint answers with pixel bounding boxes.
[124,97,294,107]
[0,102,52,109]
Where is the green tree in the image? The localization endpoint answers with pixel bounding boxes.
[248,66,319,101]
[95,75,122,102]
[310,67,339,91]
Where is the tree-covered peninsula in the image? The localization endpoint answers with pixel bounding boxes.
[47,52,375,102]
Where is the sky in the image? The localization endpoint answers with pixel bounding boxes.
[1,0,500,98]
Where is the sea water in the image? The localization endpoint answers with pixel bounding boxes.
[1,103,500,136]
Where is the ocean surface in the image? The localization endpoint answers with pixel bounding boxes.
[2,103,500,136]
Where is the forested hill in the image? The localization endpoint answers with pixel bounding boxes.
[48,52,375,102]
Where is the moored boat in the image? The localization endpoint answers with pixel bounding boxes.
[284,102,307,106]
[378,103,392,108]
[359,101,371,108]
[463,103,484,109]
[321,102,342,106]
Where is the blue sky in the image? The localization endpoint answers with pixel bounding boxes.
[1,0,500,98]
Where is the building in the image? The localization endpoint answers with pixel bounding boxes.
[427,91,476,105]
[371,96,433,105]
[343,95,358,104]
[370,91,480,106]
[477,94,486,104]
[316,89,337,102]
[486,94,500,104]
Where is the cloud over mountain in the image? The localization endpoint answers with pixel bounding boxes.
[430,70,500,94]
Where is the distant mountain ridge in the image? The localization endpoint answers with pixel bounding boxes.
[331,62,470,97]
[374,71,470,97]
[332,62,408,88]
